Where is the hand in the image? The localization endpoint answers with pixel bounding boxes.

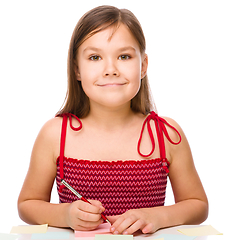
[66,199,105,230]
[110,208,161,235]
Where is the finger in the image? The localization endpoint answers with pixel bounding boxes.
[77,200,103,214]
[88,199,105,212]
[123,219,145,235]
[110,215,126,234]
[115,215,138,234]
[76,218,104,231]
[142,222,155,234]
[77,207,103,222]
[76,201,103,222]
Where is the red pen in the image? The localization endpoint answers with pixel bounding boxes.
[61,179,111,224]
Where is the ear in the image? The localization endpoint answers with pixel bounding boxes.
[141,54,148,79]
[74,60,81,81]
[76,71,81,81]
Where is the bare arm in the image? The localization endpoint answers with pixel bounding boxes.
[110,117,208,234]
[18,118,104,230]
[165,117,208,226]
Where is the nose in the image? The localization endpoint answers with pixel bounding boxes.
[103,59,119,77]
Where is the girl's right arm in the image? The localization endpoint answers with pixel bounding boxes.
[17,118,104,230]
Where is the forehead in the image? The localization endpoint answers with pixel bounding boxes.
[78,24,140,53]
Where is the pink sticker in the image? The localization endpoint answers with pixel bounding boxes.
[74,223,112,237]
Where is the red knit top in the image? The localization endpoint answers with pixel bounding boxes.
[56,111,181,216]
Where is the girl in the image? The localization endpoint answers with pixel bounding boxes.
[18,5,208,235]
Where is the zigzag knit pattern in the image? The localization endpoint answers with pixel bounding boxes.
[56,157,169,216]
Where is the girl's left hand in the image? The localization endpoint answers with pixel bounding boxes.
[109,208,161,235]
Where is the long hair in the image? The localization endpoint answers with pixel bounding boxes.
[57,5,156,118]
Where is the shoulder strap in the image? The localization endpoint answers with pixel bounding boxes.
[59,114,68,182]
[57,113,82,192]
[138,111,182,172]
[155,115,167,160]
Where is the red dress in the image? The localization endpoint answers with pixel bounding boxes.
[56,111,181,216]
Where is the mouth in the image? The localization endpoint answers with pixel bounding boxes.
[96,83,127,87]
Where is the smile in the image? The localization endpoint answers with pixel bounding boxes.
[96,83,127,87]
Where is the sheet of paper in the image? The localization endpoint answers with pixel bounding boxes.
[178,225,223,236]
[10,224,48,234]
[31,231,70,239]
[95,235,133,240]
[74,222,111,237]
[155,234,197,240]
[0,233,19,240]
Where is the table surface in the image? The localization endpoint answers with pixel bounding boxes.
[16,225,225,240]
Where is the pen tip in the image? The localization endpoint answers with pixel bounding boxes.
[106,219,111,225]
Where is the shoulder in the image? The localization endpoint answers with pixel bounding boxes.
[159,115,192,163]
[160,116,184,142]
[33,117,63,159]
[38,117,63,140]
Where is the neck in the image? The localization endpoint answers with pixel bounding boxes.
[85,102,135,130]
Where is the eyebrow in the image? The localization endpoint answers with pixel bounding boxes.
[118,46,137,52]
[83,46,137,53]
[83,47,101,53]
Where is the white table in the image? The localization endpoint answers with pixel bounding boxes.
[16,225,225,240]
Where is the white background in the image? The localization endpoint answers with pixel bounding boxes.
[0,0,225,234]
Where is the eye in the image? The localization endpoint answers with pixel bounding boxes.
[119,55,131,60]
[89,55,101,61]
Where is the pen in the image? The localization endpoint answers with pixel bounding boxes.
[61,179,111,225]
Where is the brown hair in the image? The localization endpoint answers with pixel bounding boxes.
[57,5,156,118]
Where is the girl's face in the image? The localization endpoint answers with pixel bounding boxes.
[76,24,148,111]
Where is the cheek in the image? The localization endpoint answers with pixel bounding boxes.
[122,58,142,78]
[123,64,142,91]
[129,70,142,99]
[79,62,99,80]
[131,77,141,98]
[80,77,94,98]
[78,66,99,92]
